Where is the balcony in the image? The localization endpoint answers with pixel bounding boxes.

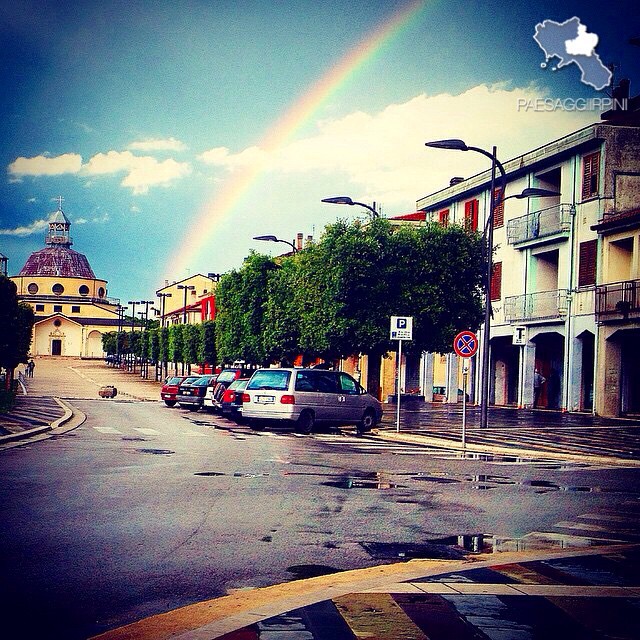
[506,204,573,246]
[504,289,569,322]
[595,279,640,321]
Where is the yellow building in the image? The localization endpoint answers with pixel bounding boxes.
[10,202,120,358]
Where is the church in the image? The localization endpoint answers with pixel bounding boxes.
[10,199,120,358]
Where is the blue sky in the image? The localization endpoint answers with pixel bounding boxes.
[1,0,637,305]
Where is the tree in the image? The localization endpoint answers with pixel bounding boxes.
[182,324,200,373]
[199,320,216,367]
[168,324,184,374]
[0,276,35,391]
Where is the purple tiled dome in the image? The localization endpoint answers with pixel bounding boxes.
[19,246,96,279]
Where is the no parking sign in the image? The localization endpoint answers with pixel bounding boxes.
[453,331,478,358]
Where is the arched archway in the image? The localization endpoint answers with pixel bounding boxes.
[86,330,104,358]
[531,331,564,409]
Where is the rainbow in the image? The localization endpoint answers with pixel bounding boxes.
[170,0,426,278]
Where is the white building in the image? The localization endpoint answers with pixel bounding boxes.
[416,121,640,416]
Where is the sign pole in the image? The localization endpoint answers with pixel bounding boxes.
[396,338,402,432]
[462,360,468,449]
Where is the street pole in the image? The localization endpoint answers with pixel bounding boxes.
[396,338,402,433]
[462,361,468,449]
[128,301,138,372]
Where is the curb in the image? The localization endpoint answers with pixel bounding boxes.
[0,398,86,447]
[90,542,639,640]
[370,428,640,467]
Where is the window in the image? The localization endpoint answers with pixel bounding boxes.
[52,283,64,295]
[464,199,479,232]
[79,285,89,296]
[490,262,502,301]
[53,305,63,313]
[493,188,504,228]
[438,209,449,227]
[582,151,600,200]
[97,287,105,298]
[27,283,38,294]
[339,373,359,395]
[71,305,81,313]
[578,240,597,287]
[35,304,45,312]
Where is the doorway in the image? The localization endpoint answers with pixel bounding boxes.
[51,339,62,356]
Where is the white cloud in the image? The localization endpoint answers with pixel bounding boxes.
[198,145,265,169]
[130,205,141,213]
[74,217,88,224]
[7,153,83,180]
[0,218,49,236]
[128,137,188,152]
[197,84,598,208]
[83,150,191,194]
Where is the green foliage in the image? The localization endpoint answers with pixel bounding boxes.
[213,219,484,365]
[102,332,117,354]
[168,324,184,363]
[0,276,35,376]
[199,320,216,364]
[182,324,200,365]
[148,328,160,363]
[159,327,169,363]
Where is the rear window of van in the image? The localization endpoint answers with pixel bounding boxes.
[247,370,291,391]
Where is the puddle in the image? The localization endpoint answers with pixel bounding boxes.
[122,436,147,441]
[321,471,405,490]
[194,471,225,477]
[286,564,342,580]
[135,448,174,455]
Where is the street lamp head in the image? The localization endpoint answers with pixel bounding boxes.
[321,196,354,206]
[516,187,562,199]
[425,139,469,151]
[253,235,279,242]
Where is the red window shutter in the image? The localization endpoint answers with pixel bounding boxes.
[493,188,504,228]
[465,199,479,231]
[578,240,597,287]
[490,262,502,301]
[438,209,449,227]
[582,152,600,200]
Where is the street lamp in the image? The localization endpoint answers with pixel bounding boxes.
[321,196,380,219]
[176,285,195,324]
[138,301,154,378]
[127,301,139,372]
[253,235,298,253]
[157,292,172,328]
[116,304,127,366]
[425,139,560,430]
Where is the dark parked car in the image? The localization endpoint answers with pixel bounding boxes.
[160,375,189,407]
[177,374,218,411]
[220,378,249,421]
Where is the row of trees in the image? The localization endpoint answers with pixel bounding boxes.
[0,275,35,399]
[103,218,485,383]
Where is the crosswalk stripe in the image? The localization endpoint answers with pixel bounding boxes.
[93,426,123,434]
[134,428,161,435]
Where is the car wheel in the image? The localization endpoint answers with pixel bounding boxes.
[187,405,199,412]
[296,411,315,435]
[248,419,265,431]
[164,400,176,407]
[357,409,377,435]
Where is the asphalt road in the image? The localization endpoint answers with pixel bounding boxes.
[2,399,640,639]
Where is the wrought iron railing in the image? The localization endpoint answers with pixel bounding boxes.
[506,204,573,245]
[504,289,568,321]
[595,279,640,320]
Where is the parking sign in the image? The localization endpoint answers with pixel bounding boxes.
[390,316,413,340]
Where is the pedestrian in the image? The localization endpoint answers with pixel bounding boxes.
[533,368,545,408]
[28,359,35,378]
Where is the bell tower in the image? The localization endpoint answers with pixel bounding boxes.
[45,195,73,247]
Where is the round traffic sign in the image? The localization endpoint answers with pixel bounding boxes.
[453,330,478,358]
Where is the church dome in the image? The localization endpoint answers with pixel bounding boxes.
[19,246,96,279]
[18,199,97,279]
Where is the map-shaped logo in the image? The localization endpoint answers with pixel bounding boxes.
[534,17,612,90]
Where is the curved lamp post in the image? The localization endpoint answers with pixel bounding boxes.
[425,139,560,430]
[321,196,380,219]
[253,235,298,253]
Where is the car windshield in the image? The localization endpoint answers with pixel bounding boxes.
[193,376,214,386]
[166,377,183,385]
[228,378,249,391]
[247,370,291,391]
[181,377,200,385]
[217,370,238,383]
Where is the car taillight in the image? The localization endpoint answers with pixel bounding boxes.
[280,395,295,405]
[223,389,234,402]
[242,393,250,403]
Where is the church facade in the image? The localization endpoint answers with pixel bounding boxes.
[10,202,120,358]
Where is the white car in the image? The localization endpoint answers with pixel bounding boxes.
[241,368,383,434]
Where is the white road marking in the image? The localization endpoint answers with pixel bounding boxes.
[134,428,161,435]
[93,426,123,434]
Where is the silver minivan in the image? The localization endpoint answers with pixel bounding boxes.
[242,368,383,434]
